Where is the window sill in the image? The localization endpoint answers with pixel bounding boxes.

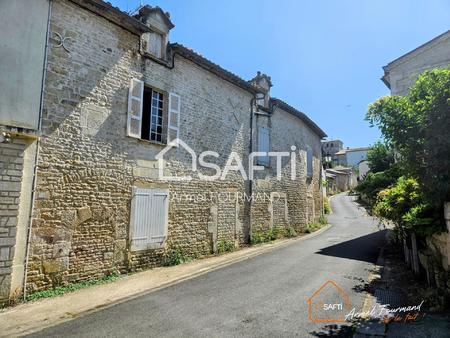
[140,51,169,66]
[128,135,167,147]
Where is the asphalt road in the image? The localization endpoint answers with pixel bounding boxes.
[30,193,386,337]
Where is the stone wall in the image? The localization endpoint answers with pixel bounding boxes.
[251,107,323,233]
[23,0,324,294]
[0,138,26,301]
[385,32,450,95]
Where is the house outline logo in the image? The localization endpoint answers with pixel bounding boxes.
[155,138,197,181]
[307,280,351,324]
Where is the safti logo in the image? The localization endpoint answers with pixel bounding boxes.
[155,138,303,181]
[307,280,351,324]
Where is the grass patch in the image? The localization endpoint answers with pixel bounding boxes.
[217,238,235,254]
[25,271,120,302]
[324,196,332,214]
[250,226,298,244]
[163,247,196,266]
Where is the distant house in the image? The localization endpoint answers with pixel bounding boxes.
[335,147,370,168]
[325,167,356,193]
[358,160,370,181]
[382,30,450,96]
[321,139,343,166]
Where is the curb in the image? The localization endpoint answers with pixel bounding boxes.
[0,224,333,337]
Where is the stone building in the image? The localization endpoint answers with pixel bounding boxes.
[382,30,450,95]
[381,30,450,293]
[0,0,326,301]
[321,139,343,167]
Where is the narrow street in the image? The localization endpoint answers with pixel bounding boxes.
[28,193,386,337]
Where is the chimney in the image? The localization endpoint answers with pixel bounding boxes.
[250,71,273,109]
[134,6,175,60]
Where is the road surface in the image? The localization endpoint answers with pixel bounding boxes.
[30,193,386,337]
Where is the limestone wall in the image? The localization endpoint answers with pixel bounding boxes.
[23,0,324,294]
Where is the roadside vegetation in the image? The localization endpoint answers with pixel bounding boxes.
[356,68,450,236]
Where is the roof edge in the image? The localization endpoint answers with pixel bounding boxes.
[69,0,151,35]
[383,30,450,72]
[270,98,327,139]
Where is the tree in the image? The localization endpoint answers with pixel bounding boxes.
[366,141,395,173]
[366,68,450,208]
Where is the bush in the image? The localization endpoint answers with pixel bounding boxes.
[250,230,266,244]
[373,176,441,235]
[318,215,328,225]
[367,68,450,208]
[217,238,235,253]
[323,197,331,214]
[286,227,297,238]
[164,248,192,266]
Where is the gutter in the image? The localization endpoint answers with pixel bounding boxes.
[22,0,53,301]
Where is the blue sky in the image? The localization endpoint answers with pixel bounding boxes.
[111,0,450,148]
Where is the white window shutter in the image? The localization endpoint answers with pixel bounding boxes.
[307,147,313,177]
[127,78,144,138]
[168,92,181,142]
[257,126,270,166]
[148,32,162,58]
[130,187,169,251]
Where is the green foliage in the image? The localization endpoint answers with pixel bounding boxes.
[304,221,322,233]
[318,215,328,225]
[250,226,296,244]
[163,247,192,266]
[26,272,120,302]
[355,164,402,204]
[217,238,235,254]
[367,141,395,173]
[323,197,332,214]
[373,176,440,235]
[286,227,297,238]
[367,68,450,207]
[250,230,267,244]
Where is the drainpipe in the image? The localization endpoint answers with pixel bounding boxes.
[22,0,53,301]
[247,96,256,243]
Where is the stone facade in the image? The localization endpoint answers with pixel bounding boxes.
[0,138,28,300]
[0,0,326,299]
[383,30,450,95]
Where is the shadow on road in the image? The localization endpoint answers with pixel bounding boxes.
[315,230,388,263]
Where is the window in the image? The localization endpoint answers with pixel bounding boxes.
[127,78,181,143]
[130,187,169,251]
[142,88,164,142]
[257,126,270,166]
[307,146,314,178]
[148,32,163,59]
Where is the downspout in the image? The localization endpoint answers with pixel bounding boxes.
[247,97,256,243]
[22,0,53,301]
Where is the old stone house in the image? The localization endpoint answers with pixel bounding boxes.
[0,0,326,301]
[381,30,450,291]
[382,29,450,95]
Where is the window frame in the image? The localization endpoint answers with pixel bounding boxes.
[140,84,168,145]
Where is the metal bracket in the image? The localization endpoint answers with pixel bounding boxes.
[53,32,73,53]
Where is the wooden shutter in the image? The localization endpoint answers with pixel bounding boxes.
[307,147,313,177]
[168,93,181,142]
[127,78,144,138]
[130,187,169,251]
[148,32,162,58]
[257,126,270,166]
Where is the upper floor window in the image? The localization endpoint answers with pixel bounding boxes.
[148,31,163,59]
[127,78,180,144]
[257,126,270,166]
[307,146,314,178]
